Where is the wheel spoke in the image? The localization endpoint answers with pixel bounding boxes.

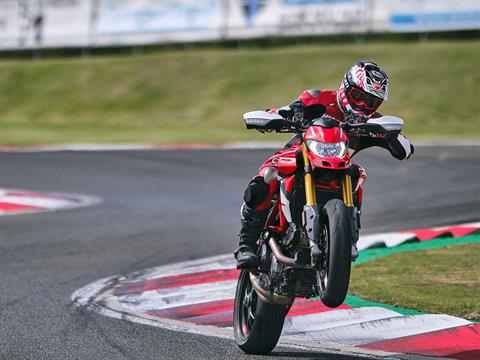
[248,308,255,322]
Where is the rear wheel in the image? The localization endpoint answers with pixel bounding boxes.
[233,271,288,354]
[317,199,353,308]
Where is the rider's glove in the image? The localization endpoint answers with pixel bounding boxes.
[278,100,304,122]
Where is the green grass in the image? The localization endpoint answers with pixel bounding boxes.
[0,40,479,145]
[350,242,480,321]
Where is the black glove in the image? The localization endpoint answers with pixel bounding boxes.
[278,100,304,121]
[303,104,326,121]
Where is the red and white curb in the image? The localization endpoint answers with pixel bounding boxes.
[0,188,100,215]
[357,222,480,250]
[1,141,479,153]
[72,223,480,359]
[0,142,287,153]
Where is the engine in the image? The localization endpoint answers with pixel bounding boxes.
[258,243,318,299]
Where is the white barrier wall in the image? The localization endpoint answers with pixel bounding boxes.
[1,0,479,50]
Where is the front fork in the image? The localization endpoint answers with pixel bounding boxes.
[300,142,358,265]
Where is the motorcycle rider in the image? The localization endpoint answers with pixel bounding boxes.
[234,60,414,269]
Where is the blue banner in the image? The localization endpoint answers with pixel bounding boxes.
[391,10,480,31]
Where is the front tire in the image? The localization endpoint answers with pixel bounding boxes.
[318,199,353,308]
[233,271,288,354]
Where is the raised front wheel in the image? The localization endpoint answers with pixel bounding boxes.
[318,199,353,308]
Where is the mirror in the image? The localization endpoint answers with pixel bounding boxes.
[367,116,404,132]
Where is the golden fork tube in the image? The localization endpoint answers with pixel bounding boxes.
[342,173,354,207]
[301,143,317,206]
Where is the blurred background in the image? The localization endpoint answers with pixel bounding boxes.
[0,0,478,145]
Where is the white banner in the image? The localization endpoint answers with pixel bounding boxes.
[96,0,223,35]
[0,0,91,49]
[225,0,367,38]
[0,0,479,50]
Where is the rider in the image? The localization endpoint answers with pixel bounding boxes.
[234,60,414,269]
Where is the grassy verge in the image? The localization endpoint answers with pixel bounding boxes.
[350,240,480,321]
[0,40,478,145]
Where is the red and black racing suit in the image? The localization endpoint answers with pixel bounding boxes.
[246,89,412,213]
[235,89,413,267]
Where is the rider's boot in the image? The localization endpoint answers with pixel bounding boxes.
[234,203,269,269]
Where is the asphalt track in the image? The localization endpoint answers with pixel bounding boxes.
[0,145,479,360]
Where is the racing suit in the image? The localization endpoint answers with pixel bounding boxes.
[234,89,413,268]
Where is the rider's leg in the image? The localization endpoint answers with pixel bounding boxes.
[234,169,279,269]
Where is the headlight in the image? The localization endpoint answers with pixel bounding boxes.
[306,140,347,158]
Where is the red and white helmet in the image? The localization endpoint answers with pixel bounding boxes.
[338,61,389,123]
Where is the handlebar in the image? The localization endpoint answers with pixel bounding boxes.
[245,110,401,138]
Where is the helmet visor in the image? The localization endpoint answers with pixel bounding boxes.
[347,86,383,114]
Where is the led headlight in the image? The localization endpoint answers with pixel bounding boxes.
[306,140,347,158]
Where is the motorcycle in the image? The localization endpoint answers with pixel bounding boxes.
[233,105,404,354]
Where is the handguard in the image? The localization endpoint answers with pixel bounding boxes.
[243,111,292,131]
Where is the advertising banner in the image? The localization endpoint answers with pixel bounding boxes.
[96,0,223,35]
[225,0,367,39]
[0,0,91,49]
[388,0,480,32]
[0,0,479,50]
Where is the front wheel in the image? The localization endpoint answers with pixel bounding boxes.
[233,271,288,354]
[317,199,353,308]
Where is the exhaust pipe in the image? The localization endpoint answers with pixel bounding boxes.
[268,236,310,269]
[249,272,293,305]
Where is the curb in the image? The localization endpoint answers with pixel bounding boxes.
[0,141,478,153]
[0,188,101,216]
[72,222,480,359]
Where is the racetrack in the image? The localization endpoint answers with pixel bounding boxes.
[1,145,479,360]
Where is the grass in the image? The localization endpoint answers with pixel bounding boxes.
[350,242,480,321]
[0,40,479,145]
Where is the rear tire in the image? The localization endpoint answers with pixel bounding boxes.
[319,199,353,308]
[233,271,288,354]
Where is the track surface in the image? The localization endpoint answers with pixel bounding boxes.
[0,146,479,359]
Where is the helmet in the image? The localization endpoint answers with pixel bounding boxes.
[337,61,389,123]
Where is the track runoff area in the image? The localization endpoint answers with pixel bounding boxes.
[3,143,479,359]
[73,223,480,359]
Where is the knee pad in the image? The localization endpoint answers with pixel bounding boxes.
[244,177,270,207]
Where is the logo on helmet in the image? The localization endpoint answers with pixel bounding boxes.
[370,70,385,82]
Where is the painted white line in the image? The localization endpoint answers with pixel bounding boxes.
[115,280,237,311]
[283,307,403,335]
[433,221,480,229]
[138,255,234,280]
[357,232,416,250]
[287,314,471,346]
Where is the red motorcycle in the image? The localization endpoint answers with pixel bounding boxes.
[233,106,404,354]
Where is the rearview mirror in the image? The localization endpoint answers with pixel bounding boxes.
[367,116,404,132]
